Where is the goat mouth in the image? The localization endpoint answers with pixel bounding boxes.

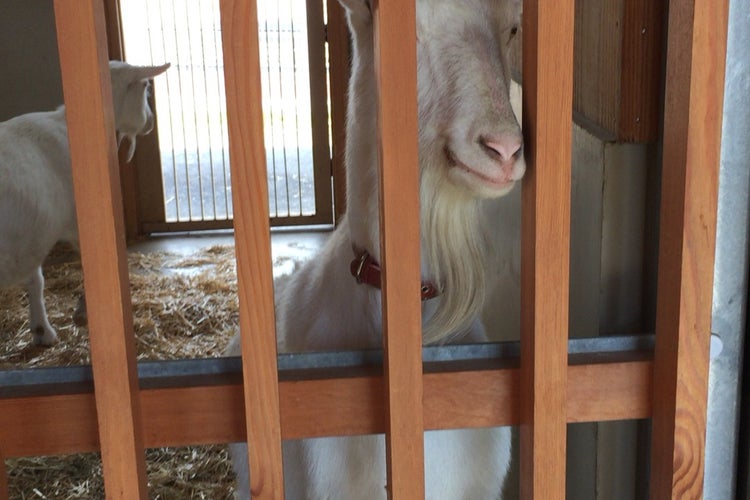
[444,146,514,191]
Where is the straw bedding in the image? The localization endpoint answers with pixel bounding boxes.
[0,243,251,499]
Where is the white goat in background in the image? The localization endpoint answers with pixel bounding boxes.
[0,60,169,346]
[230,0,524,497]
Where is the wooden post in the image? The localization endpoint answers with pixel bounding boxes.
[371,0,425,498]
[53,0,148,498]
[220,0,285,498]
[520,0,575,498]
[649,0,728,497]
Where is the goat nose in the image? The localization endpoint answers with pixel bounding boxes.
[480,135,523,163]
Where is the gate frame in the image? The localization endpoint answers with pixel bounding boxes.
[0,0,729,498]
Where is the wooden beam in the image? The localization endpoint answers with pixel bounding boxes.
[53,1,148,498]
[521,0,575,498]
[649,0,728,497]
[220,0,284,498]
[371,0,425,497]
[0,358,650,458]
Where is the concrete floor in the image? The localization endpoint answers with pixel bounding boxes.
[129,229,330,276]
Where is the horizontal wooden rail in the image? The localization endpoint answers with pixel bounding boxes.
[0,356,650,458]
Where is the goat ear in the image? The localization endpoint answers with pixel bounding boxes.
[131,63,171,81]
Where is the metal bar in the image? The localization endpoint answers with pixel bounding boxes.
[197,0,219,220]
[208,0,231,219]
[261,2,281,217]
[288,0,304,216]
[183,0,206,220]
[169,0,194,221]
[0,336,655,392]
[273,1,293,216]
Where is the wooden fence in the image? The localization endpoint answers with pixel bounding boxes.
[0,0,729,498]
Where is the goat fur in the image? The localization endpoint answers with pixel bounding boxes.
[230,0,524,497]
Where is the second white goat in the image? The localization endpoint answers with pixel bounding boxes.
[0,60,169,345]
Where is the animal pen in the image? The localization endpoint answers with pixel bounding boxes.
[0,0,731,499]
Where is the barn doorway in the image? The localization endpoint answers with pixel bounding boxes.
[116,0,341,235]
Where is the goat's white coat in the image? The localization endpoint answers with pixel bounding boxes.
[230,0,523,497]
[0,60,169,345]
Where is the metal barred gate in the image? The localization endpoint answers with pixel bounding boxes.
[0,0,729,499]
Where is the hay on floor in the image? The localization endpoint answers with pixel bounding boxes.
[6,445,235,500]
[0,244,240,369]
[1,243,250,498]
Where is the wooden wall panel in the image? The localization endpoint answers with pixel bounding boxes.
[53,1,148,498]
[618,0,666,142]
[573,0,665,142]
[512,0,665,142]
[650,0,728,497]
[220,0,285,498]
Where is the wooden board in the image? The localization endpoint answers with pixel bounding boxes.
[220,0,285,498]
[521,0,575,498]
[53,1,148,498]
[649,0,728,497]
[371,0,425,497]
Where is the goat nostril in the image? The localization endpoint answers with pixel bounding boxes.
[480,136,523,163]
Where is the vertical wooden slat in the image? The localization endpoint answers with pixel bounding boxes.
[53,1,148,498]
[220,0,285,498]
[650,0,728,497]
[371,0,425,498]
[520,0,574,498]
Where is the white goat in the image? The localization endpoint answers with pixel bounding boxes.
[0,60,169,346]
[230,0,524,497]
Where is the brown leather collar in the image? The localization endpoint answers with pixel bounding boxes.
[350,248,440,301]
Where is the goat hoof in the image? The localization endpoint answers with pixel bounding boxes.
[32,326,59,346]
[73,295,88,326]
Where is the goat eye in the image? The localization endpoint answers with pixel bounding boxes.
[507,25,519,44]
